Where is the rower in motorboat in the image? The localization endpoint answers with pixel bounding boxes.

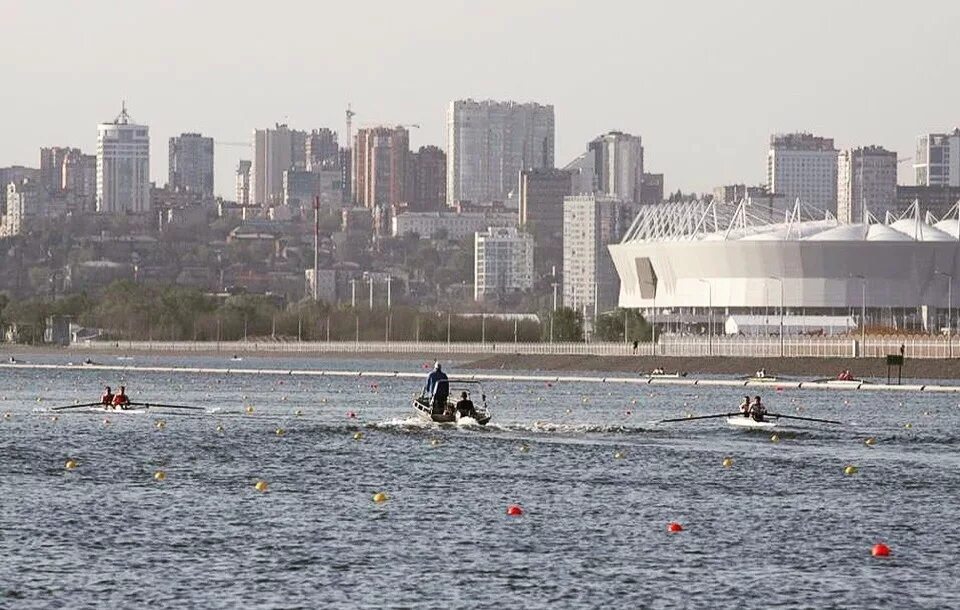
[412,376,491,425]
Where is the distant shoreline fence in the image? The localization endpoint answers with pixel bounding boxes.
[70,335,959,359]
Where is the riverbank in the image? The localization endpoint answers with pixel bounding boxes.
[463,354,959,381]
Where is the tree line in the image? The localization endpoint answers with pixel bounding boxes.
[0,281,651,344]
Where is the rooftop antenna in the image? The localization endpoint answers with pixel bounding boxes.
[116,100,131,125]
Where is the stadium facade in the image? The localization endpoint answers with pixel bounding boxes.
[608,200,960,330]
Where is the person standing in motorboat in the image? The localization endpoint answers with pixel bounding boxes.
[748,396,766,422]
[455,391,477,420]
[423,362,449,415]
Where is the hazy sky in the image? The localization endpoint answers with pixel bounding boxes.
[2,0,957,198]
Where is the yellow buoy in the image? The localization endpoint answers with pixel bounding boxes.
[614,450,625,460]
[216,424,224,433]
[430,438,441,447]
[50,415,58,422]
[254,480,269,492]
[295,409,303,417]
[864,437,877,446]
[353,431,363,441]
[770,434,780,443]
[904,423,913,429]
[2,412,10,419]
[372,492,388,503]
[722,457,734,468]
[519,444,530,453]
[844,465,859,475]
[245,405,254,414]
[275,427,286,436]
[155,420,166,430]
[37,397,42,402]
[64,459,78,470]
[154,470,167,481]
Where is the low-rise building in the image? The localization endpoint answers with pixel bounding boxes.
[393,209,517,240]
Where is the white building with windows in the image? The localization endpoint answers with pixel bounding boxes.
[915,129,960,187]
[392,209,517,240]
[474,227,534,301]
[563,195,626,319]
[446,99,554,204]
[837,146,898,223]
[97,104,150,214]
[767,133,838,213]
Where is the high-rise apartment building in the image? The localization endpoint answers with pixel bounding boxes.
[474,226,534,302]
[588,131,644,202]
[40,147,79,193]
[410,145,446,211]
[306,129,339,171]
[251,124,307,206]
[168,133,214,196]
[236,160,251,205]
[96,104,150,214]
[61,150,96,210]
[837,146,898,223]
[352,126,409,209]
[519,168,571,274]
[915,129,960,187]
[767,133,838,211]
[562,195,625,319]
[446,99,554,204]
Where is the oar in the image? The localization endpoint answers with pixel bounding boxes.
[659,412,740,424]
[51,402,105,411]
[766,412,843,425]
[128,402,206,411]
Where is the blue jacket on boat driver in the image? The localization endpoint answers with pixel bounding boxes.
[423,362,449,404]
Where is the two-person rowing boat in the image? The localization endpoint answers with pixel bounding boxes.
[659,394,842,428]
[50,387,205,414]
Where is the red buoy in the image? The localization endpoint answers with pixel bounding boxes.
[347,411,357,419]
[667,522,683,533]
[506,504,524,516]
[871,543,891,557]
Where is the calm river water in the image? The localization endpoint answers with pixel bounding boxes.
[1,353,958,608]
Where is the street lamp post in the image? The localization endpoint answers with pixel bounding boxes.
[698,279,712,356]
[768,277,784,357]
[936,270,953,358]
[853,275,867,357]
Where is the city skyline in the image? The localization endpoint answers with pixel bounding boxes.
[2,1,956,199]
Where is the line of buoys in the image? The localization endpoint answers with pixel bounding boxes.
[871,543,891,557]
[667,522,683,533]
[506,504,524,516]
[373,491,388,503]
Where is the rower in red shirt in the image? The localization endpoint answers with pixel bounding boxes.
[111,386,130,409]
[100,386,114,406]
